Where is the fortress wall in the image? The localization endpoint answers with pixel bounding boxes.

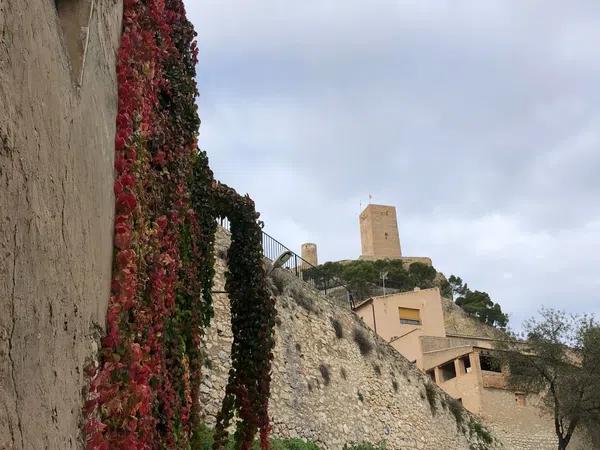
[480,388,593,450]
[399,257,432,268]
[0,1,122,448]
[439,301,594,449]
[198,229,500,450]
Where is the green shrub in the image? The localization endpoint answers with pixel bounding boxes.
[191,423,387,450]
[353,327,373,356]
[271,438,322,450]
[446,398,464,429]
[291,285,318,313]
[331,318,344,338]
[271,270,287,295]
[468,419,494,448]
[373,364,381,376]
[319,364,331,385]
[424,382,437,414]
[192,424,324,450]
[190,423,214,450]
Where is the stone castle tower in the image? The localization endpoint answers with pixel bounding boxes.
[359,204,402,260]
[301,243,318,268]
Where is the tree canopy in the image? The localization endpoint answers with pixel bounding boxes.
[499,309,600,450]
[305,259,444,301]
[448,275,508,328]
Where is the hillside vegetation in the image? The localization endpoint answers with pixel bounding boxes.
[304,259,451,301]
[305,260,508,328]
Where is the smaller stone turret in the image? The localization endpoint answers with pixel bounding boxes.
[301,243,318,268]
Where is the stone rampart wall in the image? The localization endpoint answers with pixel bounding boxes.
[199,229,500,450]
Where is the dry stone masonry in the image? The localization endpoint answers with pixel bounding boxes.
[199,229,501,450]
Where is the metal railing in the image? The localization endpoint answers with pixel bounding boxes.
[217,218,354,307]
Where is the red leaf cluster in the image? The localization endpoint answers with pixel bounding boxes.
[83,1,207,448]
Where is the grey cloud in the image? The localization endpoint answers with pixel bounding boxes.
[186,1,600,325]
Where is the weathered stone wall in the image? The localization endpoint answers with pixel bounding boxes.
[442,298,505,340]
[440,301,595,449]
[0,1,122,448]
[480,388,593,450]
[359,204,402,260]
[199,229,501,450]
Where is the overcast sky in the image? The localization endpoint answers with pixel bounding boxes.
[184,1,600,328]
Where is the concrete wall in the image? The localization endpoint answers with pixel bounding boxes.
[0,1,122,448]
[199,229,500,450]
[359,204,402,260]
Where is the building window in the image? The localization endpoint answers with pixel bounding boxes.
[55,0,94,84]
[460,355,472,373]
[515,392,527,406]
[399,307,421,325]
[479,352,502,373]
[439,361,456,382]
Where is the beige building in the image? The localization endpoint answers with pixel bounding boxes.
[354,288,594,449]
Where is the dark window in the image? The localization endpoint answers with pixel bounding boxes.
[480,352,502,373]
[440,361,456,381]
[400,318,421,325]
[460,355,472,373]
[426,369,436,382]
[515,393,527,406]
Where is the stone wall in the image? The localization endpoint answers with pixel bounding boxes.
[199,229,501,450]
[359,204,402,260]
[440,301,595,449]
[442,298,505,340]
[0,1,122,448]
[480,388,593,450]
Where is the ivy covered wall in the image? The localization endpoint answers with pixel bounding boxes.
[84,1,275,449]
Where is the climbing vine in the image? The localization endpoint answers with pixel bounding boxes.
[207,182,276,450]
[84,1,276,449]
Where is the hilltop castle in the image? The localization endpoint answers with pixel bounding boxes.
[300,204,594,449]
[301,203,432,268]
